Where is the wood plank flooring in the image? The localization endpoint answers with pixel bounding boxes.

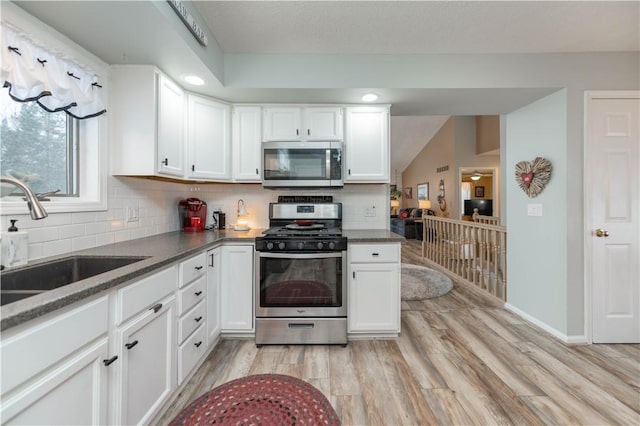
[158,240,640,425]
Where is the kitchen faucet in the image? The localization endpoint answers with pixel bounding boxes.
[0,176,48,220]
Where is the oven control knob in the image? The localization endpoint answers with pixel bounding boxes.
[317,242,324,250]
[328,242,336,250]
[297,242,305,250]
[266,242,274,250]
[278,242,286,250]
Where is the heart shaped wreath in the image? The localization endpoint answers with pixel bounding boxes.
[514,157,552,198]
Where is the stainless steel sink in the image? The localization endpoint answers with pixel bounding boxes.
[0,255,148,306]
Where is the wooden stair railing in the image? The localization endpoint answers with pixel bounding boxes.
[421,216,507,301]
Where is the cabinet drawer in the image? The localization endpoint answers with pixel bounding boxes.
[179,252,207,288]
[178,300,206,344]
[1,295,109,395]
[178,275,206,315]
[117,266,177,324]
[349,244,399,263]
[178,324,207,384]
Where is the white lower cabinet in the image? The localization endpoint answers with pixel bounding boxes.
[348,243,401,334]
[220,244,254,332]
[206,247,222,343]
[112,295,176,426]
[0,296,110,425]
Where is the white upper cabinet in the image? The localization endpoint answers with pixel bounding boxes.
[186,94,231,181]
[344,106,390,182]
[263,107,302,141]
[263,106,343,142]
[110,65,185,178]
[304,107,344,141]
[232,106,262,182]
[157,75,185,177]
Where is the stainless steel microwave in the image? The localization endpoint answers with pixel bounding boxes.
[262,141,343,188]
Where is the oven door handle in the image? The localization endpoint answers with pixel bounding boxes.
[258,251,343,259]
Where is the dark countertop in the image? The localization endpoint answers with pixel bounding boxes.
[1,228,403,331]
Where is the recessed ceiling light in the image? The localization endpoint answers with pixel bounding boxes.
[361,93,378,102]
[184,75,205,85]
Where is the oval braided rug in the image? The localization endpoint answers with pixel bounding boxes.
[170,374,341,426]
[401,263,453,300]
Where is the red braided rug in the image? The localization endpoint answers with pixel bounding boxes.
[170,374,341,425]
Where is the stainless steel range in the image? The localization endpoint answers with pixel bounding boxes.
[255,196,347,346]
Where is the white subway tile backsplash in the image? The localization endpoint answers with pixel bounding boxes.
[85,222,108,235]
[7,175,387,263]
[27,227,61,243]
[95,233,115,246]
[72,235,97,251]
[59,224,86,239]
[43,239,72,257]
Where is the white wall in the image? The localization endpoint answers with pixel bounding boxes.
[505,89,568,336]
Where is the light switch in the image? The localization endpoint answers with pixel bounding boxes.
[527,204,543,217]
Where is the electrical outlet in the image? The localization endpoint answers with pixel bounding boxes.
[365,206,376,217]
[127,206,139,222]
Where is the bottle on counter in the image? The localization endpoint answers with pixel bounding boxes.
[1,219,29,268]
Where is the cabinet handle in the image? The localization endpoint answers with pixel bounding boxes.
[103,355,118,366]
[348,168,351,175]
[150,303,163,313]
[195,266,203,270]
[195,291,203,296]
[194,341,203,348]
[372,253,379,256]
[209,253,214,267]
[191,164,195,172]
[256,168,259,175]
[125,340,139,350]
[162,158,168,166]
[307,129,310,136]
[296,129,299,136]
[353,271,355,279]
[194,316,203,322]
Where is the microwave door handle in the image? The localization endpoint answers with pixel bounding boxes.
[326,149,331,180]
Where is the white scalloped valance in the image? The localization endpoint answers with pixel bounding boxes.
[0,23,106,119]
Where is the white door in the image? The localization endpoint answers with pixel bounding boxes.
[220,245,254,331]
[586,92,639,343]
[304,107,343,141]
[344,106,390,182]
[263,107,302,141]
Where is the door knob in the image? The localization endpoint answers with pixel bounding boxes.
[595,228,609,237]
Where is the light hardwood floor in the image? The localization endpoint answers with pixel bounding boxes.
[159,240,640,425]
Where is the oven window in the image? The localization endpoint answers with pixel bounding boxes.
[259,257,343,307]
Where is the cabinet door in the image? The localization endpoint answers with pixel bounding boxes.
[304,107,343,141]
[1,339,109,425]
[220,245,254,331]
[114,296,176,426]
[348,263,400,332]
[232,106,262,181]
[186,94,231,180]
[207,248,222,343]
[263,107,302,141]
[344,106,390,182]
[157,74,185,177]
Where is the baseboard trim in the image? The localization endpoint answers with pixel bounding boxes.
[504,303,588,345]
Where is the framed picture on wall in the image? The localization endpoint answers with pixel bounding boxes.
[475,186,485,198]
[417,182,429,200]
[404,187,412,199]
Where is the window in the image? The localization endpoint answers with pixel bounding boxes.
[1,88,79,196]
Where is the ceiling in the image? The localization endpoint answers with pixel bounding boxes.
[9,1,639,174]
[195,1,639,54]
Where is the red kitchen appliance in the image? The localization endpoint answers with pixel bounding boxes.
[179,198,207,232]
